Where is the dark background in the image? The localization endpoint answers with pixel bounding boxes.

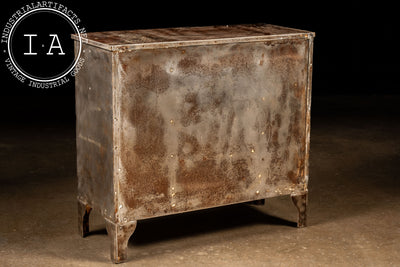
[0,0,398,125]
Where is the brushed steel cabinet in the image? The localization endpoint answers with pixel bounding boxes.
[73,24,314,263]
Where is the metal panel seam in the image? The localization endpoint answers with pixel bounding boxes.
[112,50,120,223]
[109,34,312,52]
[303,35,314,192]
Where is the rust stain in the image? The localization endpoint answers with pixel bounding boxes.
[231,159,251,187]
[129,102,166,157]
[218,50,254,75]
[180,92,201,127]
[124,62,170,94]
[118,58,172,212]
[175,153,241,207]
[177,56,205,74]
[175,132,234,194]
[178,132,200,156]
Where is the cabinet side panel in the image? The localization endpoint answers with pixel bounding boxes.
[75,43,115,220]
[303,36,314,191]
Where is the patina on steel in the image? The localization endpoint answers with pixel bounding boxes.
[73,24,315,263]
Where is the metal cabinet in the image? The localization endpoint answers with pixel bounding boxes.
[73,24,314,263]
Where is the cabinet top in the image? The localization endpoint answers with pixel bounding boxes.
[72,24,314,52]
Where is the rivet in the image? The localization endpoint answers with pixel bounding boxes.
[119,205,123,209]
[88,87,91,90]
[251,149,255,153]
[258,174,261,178]
[170,68,174,73]
[261,131,265,135]
[119,226,123,230]
[171,192,176,197]
[171,203,176,208]
[229,154,233,157]
[123,217,127,222]
[256,190,260,194]
[170,154,174,158]
[170,119,174,124]
[171,187,175,191]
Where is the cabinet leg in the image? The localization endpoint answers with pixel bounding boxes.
[291,193,308,228]
[105,219,137,264]
[78,201,92,237]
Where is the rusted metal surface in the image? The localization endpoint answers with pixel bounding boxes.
[74,24,315,263]
[291,194,308,227]
[116,39,310,220]
[75,43,116,221]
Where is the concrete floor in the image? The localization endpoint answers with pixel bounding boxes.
[0,95,399,266]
